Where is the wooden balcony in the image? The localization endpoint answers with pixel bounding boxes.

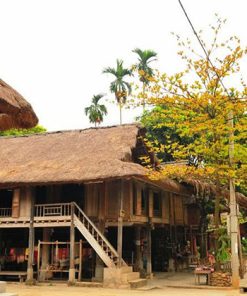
[0,203,72,228]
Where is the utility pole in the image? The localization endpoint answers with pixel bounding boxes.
[117,180,124,267]
[229,111,240,288]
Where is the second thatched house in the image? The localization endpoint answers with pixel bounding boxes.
[0,79,38,131]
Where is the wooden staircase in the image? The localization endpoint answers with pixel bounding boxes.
[73,202,126,268]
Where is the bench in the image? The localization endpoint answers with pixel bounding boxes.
[0,271,27,282]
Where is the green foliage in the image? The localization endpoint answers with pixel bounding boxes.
[0,125,46,136]
[84,94,107,126]
[241,237,247,254]
[140,105,195,162]
[215,228,231,263]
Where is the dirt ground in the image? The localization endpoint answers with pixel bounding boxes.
[6,283,242,296]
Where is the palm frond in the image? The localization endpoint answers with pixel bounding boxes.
[92,93,105,104]
[133,48,157,63]
[102,67,117,76]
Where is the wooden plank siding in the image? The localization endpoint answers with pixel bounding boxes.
[105,179,132,220]
[0,179,195,229]
[106,180,120,219]
[84,183,100,217]
[173,194,184,225]
[162,192,170,224]
[169,193,175,225]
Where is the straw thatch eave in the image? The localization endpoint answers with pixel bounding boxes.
[0,79,38,130]
[0,124,148,185]
[135,175,191,196]
[182,178,247,208]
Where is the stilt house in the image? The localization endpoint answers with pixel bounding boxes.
[0,124,201,285]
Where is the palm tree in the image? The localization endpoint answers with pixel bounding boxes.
[132,48,157,109]
[84,94,107,127]
[103,59,132,124]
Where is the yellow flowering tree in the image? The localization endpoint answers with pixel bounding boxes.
[140,17,247,244]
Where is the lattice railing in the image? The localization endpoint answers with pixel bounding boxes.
[0,208,12,217]
[35,203,71,217]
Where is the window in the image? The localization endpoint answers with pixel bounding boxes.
[141,188,148,215]
[132,183,148,216]
[153,191,162,217]
[132,183,137,215]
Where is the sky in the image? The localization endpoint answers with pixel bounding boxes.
[1,0,247,131]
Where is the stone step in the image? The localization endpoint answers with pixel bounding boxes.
[119,266,133,274]
[121,272,140,282]
[0,281,6,293]
[129,278,147,289]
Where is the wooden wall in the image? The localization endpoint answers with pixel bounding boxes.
[187,204,200,225]
[0,180,200,229]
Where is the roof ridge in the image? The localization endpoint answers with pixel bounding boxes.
[0,123,141,139]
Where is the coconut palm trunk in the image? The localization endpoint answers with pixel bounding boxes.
[119,103,122,125]
[142,83,146,111]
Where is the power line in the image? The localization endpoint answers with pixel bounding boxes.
[178,0,231,98]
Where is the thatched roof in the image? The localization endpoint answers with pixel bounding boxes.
[0,124,181,192]
[0,79,38,130]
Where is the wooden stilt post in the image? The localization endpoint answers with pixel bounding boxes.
[78,240,83,282]
[146,224,152,277]
[93,220,105,281]
[134,226,142,271]
[117,179,124,267]
[37,240,41,281]
[69,202,75,283]
[26,187,35,283]
[39,228,50,281]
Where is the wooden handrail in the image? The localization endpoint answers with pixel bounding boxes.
[73,202,121,260]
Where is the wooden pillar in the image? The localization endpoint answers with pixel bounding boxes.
[146,224,152,276]
[12,189,20,218]
[69,203,75,283]
[136,183,142,216]
[39,228,50,281]
[93,220,105,281]
[148,190,153,219]
[78,240,83,281]
[117,179,124,267]
[27,187,35,283]
[134,226,142,271]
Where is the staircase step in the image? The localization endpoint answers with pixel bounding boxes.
[129,278,147,289]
